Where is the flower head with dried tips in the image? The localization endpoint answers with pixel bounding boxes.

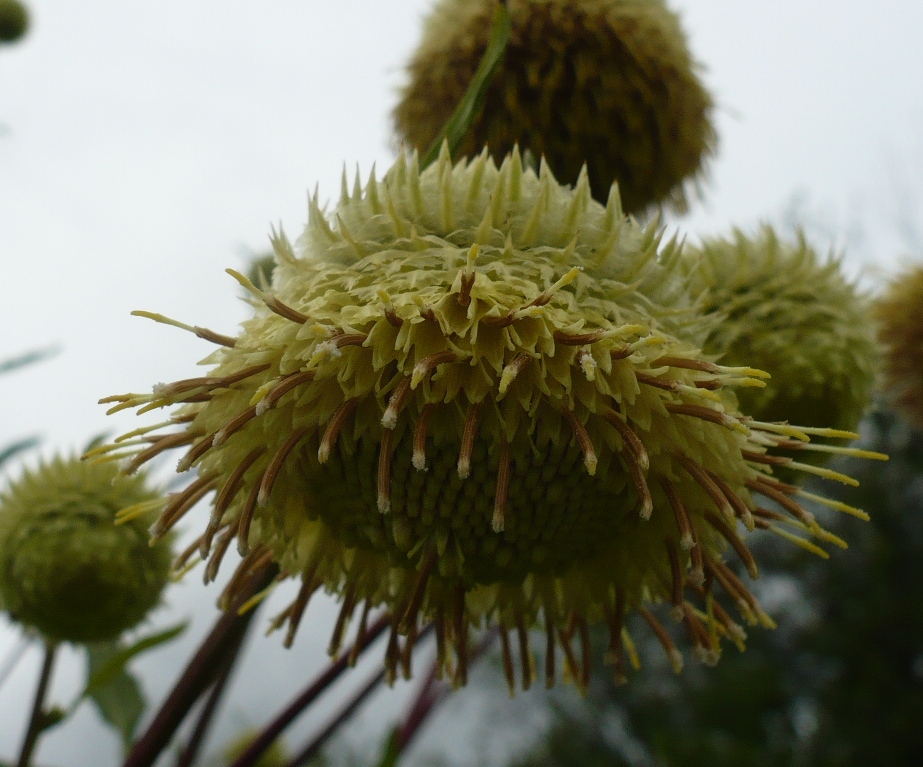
[393,0,716,215]
[103,147,883,689]
[873,263,923,430]
[0,0,28,44]
[0,455,172,643]
[686,226,878,437]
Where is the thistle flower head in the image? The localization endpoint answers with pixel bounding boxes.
[873,264,923,430]
[0,455,172,643]
[686,227,878,436]
[393,0,716,214]
[102,148,881,689]
[0,0,28,44]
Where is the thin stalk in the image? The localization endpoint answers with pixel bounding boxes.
[122,562,278,767]
[287,623,435,767]
[229,613,392,767]
[16,640,58,767]
[174,638,241,767]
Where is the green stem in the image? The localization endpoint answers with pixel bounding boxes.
[419,0,510,170]
[16,641,58,767]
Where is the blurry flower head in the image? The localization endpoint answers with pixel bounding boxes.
[102,148,880,689]
[686,227,878,438]
[222,729,288,767]
[0,0,28,44]
[0,455,172,643]
[873,264,923,430]
[393,0,716,215]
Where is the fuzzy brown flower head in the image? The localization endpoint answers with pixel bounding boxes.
[873,264,923,430]
[686,227,878,442]
[0,455,172,643]
[0,0,28,43]
[102,148,881,690]
[393,0,716,215]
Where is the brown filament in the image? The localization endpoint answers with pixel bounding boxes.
[601,408,649,470]
[641,607,683,674]
[258,428,308,506]
[212,405,259,448]
[258,370,316,413]
[220,547,273,609]
[563,410,597,475]
[348,601,372,666]
[635,371,680,392]
[746,477,814,524]
[381,376,412,428]
[204,527,235,584]
[492,438,511,533]
[318,398,360,464]
[544,616,556,689]
[124,430,201,474]
[576,616,592,691]
[434,607,448,680]
[412,403,437,470]
[400,552,435,633]
[193,326,236,347]
[707,471,755,528]
[204,447,264,556]
[332,333,368,349]
[480,312,517,328]
[453,586,468,686]
[555,628,580,683]
[153,475,218,539]
[677,455,735,519]
[499,626,516,693]
[704,512,759,579]
[665,539,684,615]
[384,621,401,685]
[158,364,272,398]
[284,572,319,648]
[652,356,721,373]
[553,329,605,346]
[610,346,632,361]
[457,401,483,479]
[377,428,395,514]
[661,478,696,551]
[665,402,735,429]
[400,622,418,680]
[328,585,358,658]
[263,294,310,324]
[236,479,264,556]
[515,611,533,691]
[457,271,476,307]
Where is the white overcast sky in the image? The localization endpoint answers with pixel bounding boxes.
[1,1,923,765]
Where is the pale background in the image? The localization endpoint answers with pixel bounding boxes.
[1,1,922,765]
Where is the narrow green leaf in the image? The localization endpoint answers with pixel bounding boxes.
[420,0,511,169]
[85,645,146,750]
[0,437,40,469]
[82,623,187,698]
[0,347,58,375]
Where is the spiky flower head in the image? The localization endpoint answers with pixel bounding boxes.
[873,264,923,430]
[393,0,715,215]
[0,0,28,44]
[103,148,881,689]
[0,455,172,643]
[685,227,878,439]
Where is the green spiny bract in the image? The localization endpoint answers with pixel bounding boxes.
[0,0,28,44]
[0,455,172,643]
[393,0,716,215]
[101,148,881,690]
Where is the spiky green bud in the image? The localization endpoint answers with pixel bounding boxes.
[0,0,28,44]
[0,455,172,643]
[686,227,877,436]
[393,0,716,214]
[873,264,923,430]
[103,149,881,689]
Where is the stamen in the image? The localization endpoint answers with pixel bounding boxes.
[155,364,272,399]
[605,590,627,684]
[515,610,534,691]
[746,477,814,525]
[384,621,401,685]
[602,408,649,470]
[204,527,235,584]
[171,534,206,575]
[765,523,831,558]
[553,329,605,346]
[226,268,310,324]
[318,398,360,464]
[457,402,484,479]
[526,266,581,308]
[773,439,888,461]
[411,350,459,389]
[329,585,358,658]
[412,404,436,471]
[492,438,511,533]
[434,607,448,680]
[563,410,598,476]
[400,552,435,634]
[123,430,201,475]
[610,346,632,361]
[576,616,591,691]
[677,455,735,520]
[480,311,517,329]
[258,428,308,506]
[690,584,746,645]
[795,489,870,520]
[704,512,759,579]
[498,353,533,396]
[682,603,718,665]
[348,601,372,666]
[453,586,468,687]
[707,471,756,530]
[457,270,476,308]
[236,479,263,556]
[131,311,236,347]
[666,402,744,432]
[254,370,316,415]
[204,447,265,556]
[661,479,696,551]
[283,571,320,648]
[665,539,684,619]
[555,628,580,684]
[400,621,418,680]
[151,475,218,540]
[381,377,412,429]
[219,547,273,610]
[544,613,556,689]
[641,607,683,674]
[378,428,394,514]
[499,626,516,695]
[636,371,680,392]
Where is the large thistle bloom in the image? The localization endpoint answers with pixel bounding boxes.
[873,264,923,430]
[393,0,716,215]
[0,455,172,643]
[100,149,880,689]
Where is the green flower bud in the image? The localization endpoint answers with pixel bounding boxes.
[0,0,29,44]
[0,455,172,643]
[873,264,923,430]
[104,149,881,689]
[393,0,716,214]
[686,227,878,435]
[222,730,288,767]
